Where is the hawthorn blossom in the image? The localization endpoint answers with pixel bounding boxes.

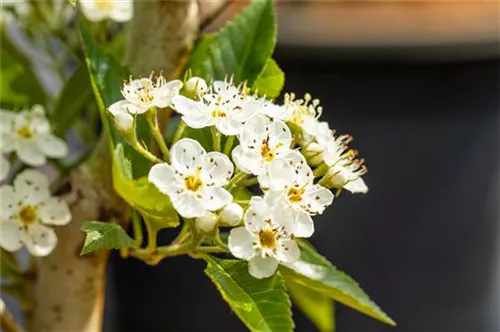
[219,202,243,226]
[263,151,334,237]
[263,93,321,141]
[0,106,68,166]
[228,197,300,279]
[109,75,183,116]
[232,114,292,187]
[148,138,234,218]
[324,159,368,194]
[172,81,260,136]
[107,100,134,131]
[80,0,133,23]
[0,170,71,256]
[1,155,9,181]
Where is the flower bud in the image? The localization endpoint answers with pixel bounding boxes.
[219,203,243,226]
[114,112,134,132]
[185,77,208,97]
[195,212,217,233]
[302,142,324,167]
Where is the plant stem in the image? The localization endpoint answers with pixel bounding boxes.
[241,177,258,187]
[132,211,143,247]
[223,135,235,155]
[211,126,221,152]
[144,218,158,255]
[226,171,248,191]
[173,119,187,143]
[131,141,163,163]
[145,109,171,161]
[313,163,329,177]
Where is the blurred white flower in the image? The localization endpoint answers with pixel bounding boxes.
[172,81,259,136]
[148,138,234,218]
[219,202,243,226]
[0,0,30,24]
[109,75,183,117]
[0,154,9,182]
[0,169,71,256]
[232,114,292,186]
[263,151,334,238]
[228,197,300,279]
[0,106,68,166]
[79,0,133,23]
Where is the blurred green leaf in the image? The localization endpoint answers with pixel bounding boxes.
[113,145,179,230]
[285,276,335,332]
[186,0,276,85]
[52,63,93,136]
[253,58,284,99]
[81,221,135,255]
[204,255,294,332]
[280,241,395,326]
[0,47,46,108]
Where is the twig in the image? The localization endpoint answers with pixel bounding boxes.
[0,299,25,332]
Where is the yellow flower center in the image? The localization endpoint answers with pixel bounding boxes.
[95,0,113,11]
[211,109,226,118]
[184,175,203,192]
[16,126,33,139]
[18,205,37,225]
[287,187,305,203]
[258,226,277,249]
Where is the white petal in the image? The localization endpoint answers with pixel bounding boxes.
[239,114,268,144]
[0,186,18,220]
[199,187,232,211]
[275,239,300,263]
[202,152,234,186]
[270,202,296,234]
[1,154,10,181]
[215,117,242,136]
[344,178,369,194]
[172,95,204,117]
[0,110,16,132]
[248,255,279,279]
[79,1,108,22]
[0,220,23,252]
[232,145,261,175]
[108,100,128,116]
[262,159,295,191]
[148,163,182,196]
[38,197,71,226]
[171,193,206,218]
[109,0,133,22]
[35,134,68,159]
[21,223,57,257]
[182,114,214,129]
[303,184,334,214]
[170,138,205,175]
[228,227,255,260]
[0,133,15,153]
[13,169,50,205]
[301,115,319,136]
[244,196,270,232]
[262,104,289,121]
[268,120,292,150]
[293,211,315,238]
[114,112,134,131]
[15,141,46,166]
[153,79,183,108]
[219,203,243,226]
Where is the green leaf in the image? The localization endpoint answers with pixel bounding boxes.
[204,255,294,332]
[280,241,396,326]
[252,58,285,98]
[79,19,150,178]
[113,145,179,230]
[0,46,46,108]
[186,0,276,85]
[81,221,135,255]
[52,63,93,136]
[285,276,335,332]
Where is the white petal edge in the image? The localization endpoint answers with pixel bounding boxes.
[248,255,279,279]
[228,226,255,260]
[38,197,71,226]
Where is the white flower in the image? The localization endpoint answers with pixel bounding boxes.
[232,114,292,187]
[172,81,259,136]
[263,93,321,140]
[0,170,71,256]
[228,197,300,279]
[107,100,134,131]
[109,75,183,116]
[263,151,334,237]
[1,154,9,182]
[219,202,243,226]
[148,138,234,218]
[0,106,68,166]
[1,0,30,24]
[324,160,368,194]
[195,212,217,233]
[185,77,208,98]
[79,0,133,22]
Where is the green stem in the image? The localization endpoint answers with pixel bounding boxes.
[145,108,170,161]
[173,120,187,143]
[223,135,235,155]
[211,126,221,152]
[196,246,227,254]
[241,177,258,187]
[226,171,248,191]
[131,141,162,163]
[144,218,158,255]
[313,163,329,177]
[132,211,143,247]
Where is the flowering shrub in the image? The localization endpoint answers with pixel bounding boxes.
[0,0,393,331]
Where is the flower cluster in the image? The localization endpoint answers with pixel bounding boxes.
[0,105,72,257]
[109,75,368,279]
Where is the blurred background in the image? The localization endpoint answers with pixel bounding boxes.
[104,1,500,331]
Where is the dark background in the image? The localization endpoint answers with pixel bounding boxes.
[104,52,500,331]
